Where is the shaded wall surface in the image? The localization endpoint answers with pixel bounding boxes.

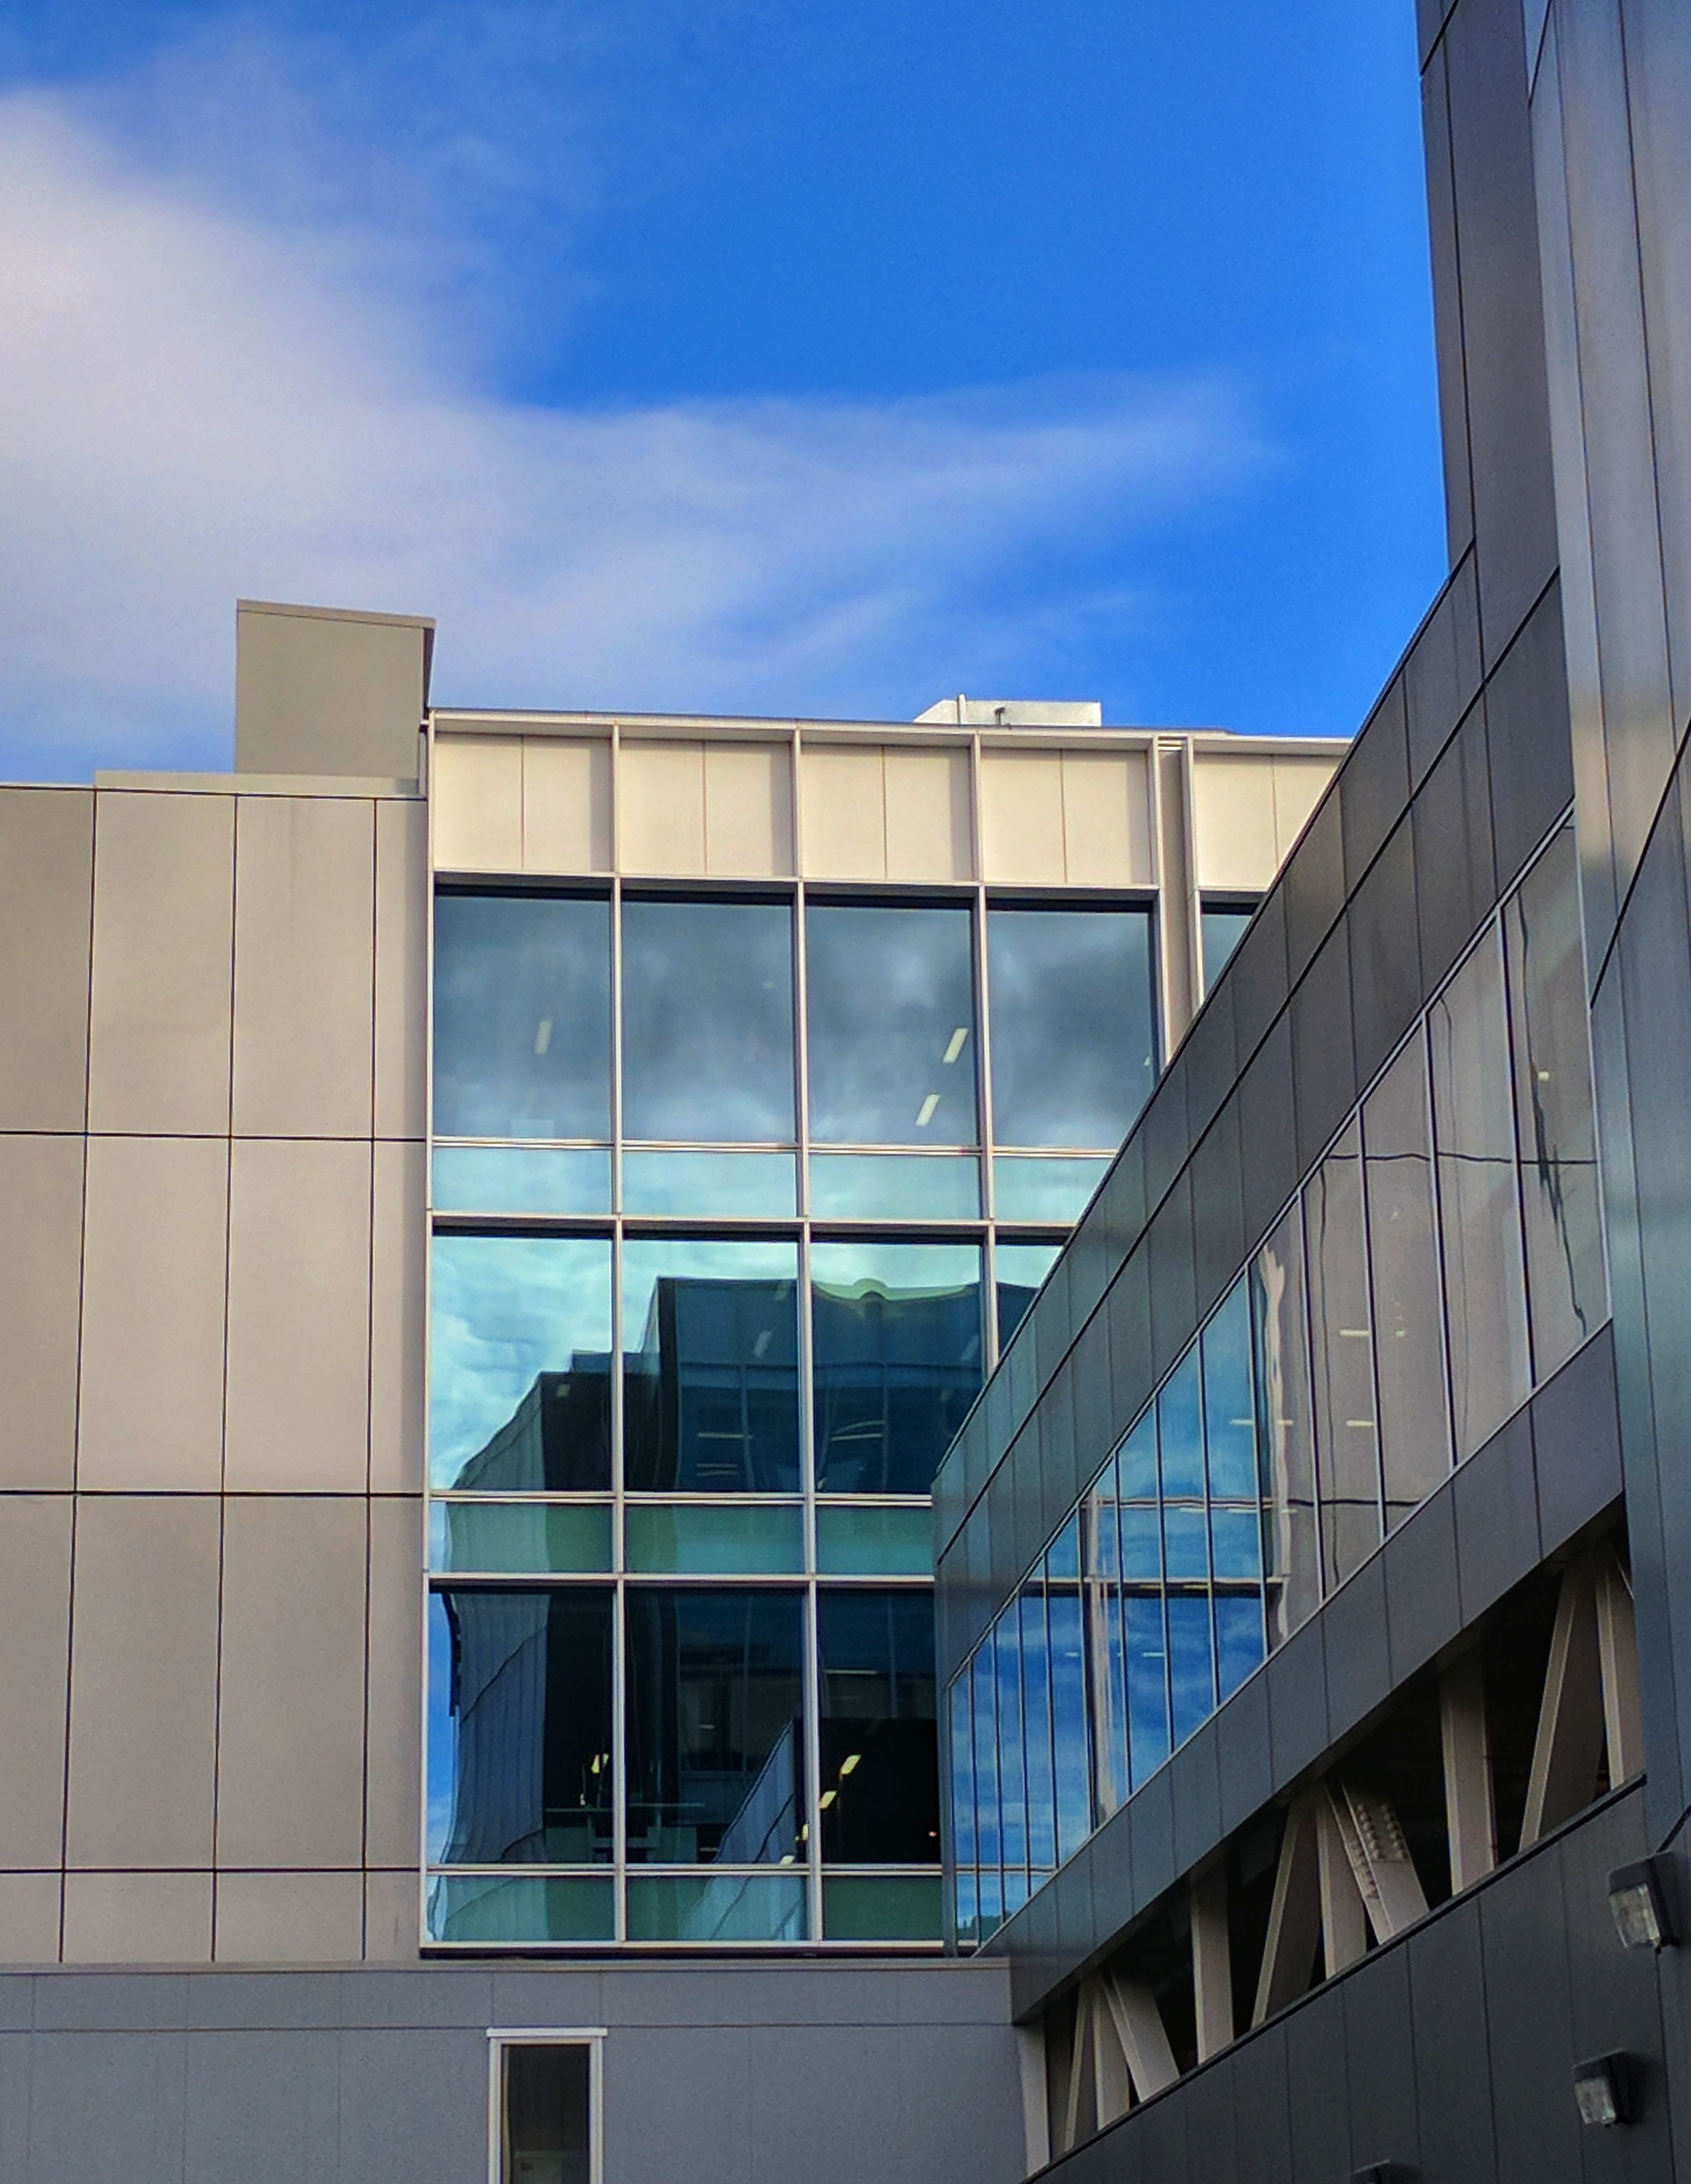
[0,778,428,1965]
[0,1958,1023,2184]
[1039,1786,1685,2184]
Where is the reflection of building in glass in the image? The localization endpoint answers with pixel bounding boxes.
[624,1276,799,1492]
[812,1279,984,1494]
[452,1360,613,1493]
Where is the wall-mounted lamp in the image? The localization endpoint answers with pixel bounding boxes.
[1607,1857,1677,1950]
[1351,2164,1401,2182]
[1572,2054,1631,2128]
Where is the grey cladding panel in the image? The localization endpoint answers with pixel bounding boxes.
[88,791,234,1136]
[0,788,92,1132]
[236,603,429,781]
[0,1135,84,1490]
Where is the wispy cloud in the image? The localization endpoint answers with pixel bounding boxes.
[0,79,1276,778]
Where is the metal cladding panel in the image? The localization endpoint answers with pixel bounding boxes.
[0,788,92,1133]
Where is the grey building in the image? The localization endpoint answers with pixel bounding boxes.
[931,0,1691,2174]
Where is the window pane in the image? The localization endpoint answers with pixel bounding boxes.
[808,1152,980,1220]
[431,1235,613,1491]
[1048,1564,1091,1861]
[1019,1586,1057,1873]
[429,1589,613,1865]
[621,899,795,1142]
[1505,827,1607,1382]
[433,1145,611,1217]
[1305,1121,1381,1584]
[817,1591,939,1863]
[994,1607,1028,1874]
[993,1154,1111,1224]
[970,1643,1001,1871]
[815,1504,934,1575]
[503,2045,590,2184]
[1201,904,1256,994]
[1202,1280,1257,1498]
[987,907,1156,1146]
[1125,1593,1171,1787]
[625,1872,807,1941]
[1214,1594,1266,1702]
[428,1873,614,1944]
[434,894,611,1141]
[822,1873,943,1940]
[1158,1348,1205,1499]
[806,904,977,1146]
[1084,1458,1129,1821]
[430,1501,613,1576]
[948,1677,978,1869]
[1252,1203,1320,1640]
[624,1502,804,1574]
[625,1589,804,1864]
[622,1239,800,1491]
[1167,1594,1216,1746]
[812,1242,984,1492]
[622,1150,796,1218]
[1363,1028,1452,1521]
[995,1241,1061,1351]
[1429,929,1531,1457]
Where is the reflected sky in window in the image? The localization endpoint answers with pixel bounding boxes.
[987,907,1156,1147]
[622,898,794,1143]
[430,1235,613,1490]
[807,904,977,1146]
[435,894,611,1142]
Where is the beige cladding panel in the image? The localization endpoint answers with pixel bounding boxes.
[1061,750,1155,885]
[1273,756,1338,860]
[370,1138,427,1495]
[0,1496,73,1866]
[704,742,794,876]
[1192,752,1282,891]
[215,1497,368,1870]
[0,1873,61,1963]
[61,1871,213,1964]
[225,1138,373,1491]
[0,1135,84,1491]
[77,1135,228,1492]
[214,1870,366,1963]
[978,750,1067,882]
[365,1496,425,1868]
[800,744,885,878]
[375,798,429,1139]
[883,747,973,881]
[431,734,523,872]
[232,796,376,1139]
[523,737,612,875]
[0,788,93,1132]
[65,1495,222,1870]
[620,740,707,874]
[364,1869,422,1961]
[88,792,234,1135]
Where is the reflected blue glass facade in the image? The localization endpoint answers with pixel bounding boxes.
[428,882,1156,1944]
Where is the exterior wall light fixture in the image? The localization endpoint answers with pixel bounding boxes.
[1351,2164,1401,2182]
[1607,1857,1677,1950]
[1572,2054,1631,2128]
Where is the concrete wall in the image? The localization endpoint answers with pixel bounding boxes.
[0,1957,1024,2184]
[0,777,427,1967]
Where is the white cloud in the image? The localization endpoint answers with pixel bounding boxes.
[0,90,1274,778]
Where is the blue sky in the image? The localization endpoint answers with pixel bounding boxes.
[0,0,1444,777]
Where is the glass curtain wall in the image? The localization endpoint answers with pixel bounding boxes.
[428,881,1158,1946]
[948,820,1607,1945]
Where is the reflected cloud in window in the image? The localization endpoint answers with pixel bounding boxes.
[812,1241,982,1493]
[621,898,794,1143]
[988,906,1156,1146]
[807,904,977,1145]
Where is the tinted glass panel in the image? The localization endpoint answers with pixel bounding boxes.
[433,1145,611,1216]
[430,1500,613,1575]
[1084,1458,1129,1819]
[1201,904,1256,994]
[621,1150,795,1217]
[1202,1281,1257,1497]
[1252,1204,1320,1641]
[625,1589,804,1863]
[822,1873,943,1940]
[429,1588,613,1865]
[622,1239,800,1491]
[814,1503,934,1574]
[623,1502,804,1574]
[987,907,1156,1146]
[428,1873,613,1944]
[993,1154,1111,1224]
[1048,1564,1090,1860]
[1305,1121,1381,1584]
[1430,929,1531,1458]
[994,1608,1028,1874]
[817,1590,939,1863]
[1505,827,1606,1381]
[434,894,611,1142]
[808,1152,979,1220]
[1167,1594,1216,1745]
[621,899,794,1142]
[1019,1586,1057,1872]
[625,1872,806,1941]
[812,1242,984,1492]
[431,1235,613,1491]
[806,904,977,1145]
[1363,1028,1452,1521]
[995,1240,1061,1351]
[503,2046,590,2184]
[1125,1592,1171,1785]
